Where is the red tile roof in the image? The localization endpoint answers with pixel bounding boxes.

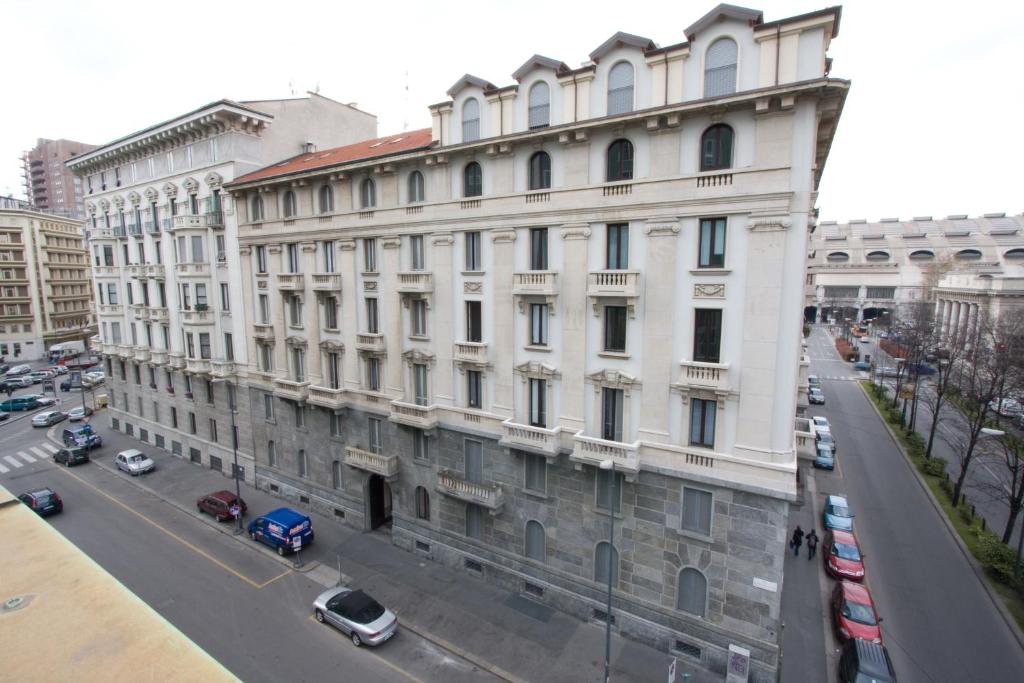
[231,128,434,186]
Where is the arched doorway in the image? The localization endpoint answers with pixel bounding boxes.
[367,474,393,530]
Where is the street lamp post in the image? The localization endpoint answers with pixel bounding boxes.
[599,458,616,683]
[213,376,243,534]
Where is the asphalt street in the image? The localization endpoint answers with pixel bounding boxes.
[788,327,1024,682]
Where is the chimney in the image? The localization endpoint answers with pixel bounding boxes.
[303,141,316,154]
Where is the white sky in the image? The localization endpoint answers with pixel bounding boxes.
[3,0,1021,222]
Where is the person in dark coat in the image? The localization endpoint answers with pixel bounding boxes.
[790,525,805,556]
[805,529,819,560]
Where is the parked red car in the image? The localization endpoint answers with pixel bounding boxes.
[831,581,882,643]
[196,490,247,522]
[824,529,865,581]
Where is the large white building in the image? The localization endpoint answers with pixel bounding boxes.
[67,95,375,479]
[224,5,846,679]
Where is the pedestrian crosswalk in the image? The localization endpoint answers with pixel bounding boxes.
[816,375,866,382]
[0,442,58,474]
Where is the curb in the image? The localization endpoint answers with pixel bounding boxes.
[44,427,319,575]
[396,616,525,683]
[857,382,1024,650]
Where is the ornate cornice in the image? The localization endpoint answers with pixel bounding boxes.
[285,336,308,348]
[381,237,402,249]
[267,244,283,254]
[319,340,345,352]
[204,171,224,188]
[183,177,200,193]
[560,223,591,241]
[694,283,726,298]
[238,245,252,255]
[645,219,680,237]
[514,360,560,380]
[432,233,455,246]
[162,182,178,198]
[300,242,317,253]
[464,281,483,294]
[338,239,356,251]
[491,229,517,243]
[748,214,791,232]
[127,191,141,205]
[402,348,436,366]
[587,369,639,395]
[143,187,159,201]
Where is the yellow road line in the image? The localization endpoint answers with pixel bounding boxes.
[56,466,288,590]
[307,615,425,683]
[257,568,293,589]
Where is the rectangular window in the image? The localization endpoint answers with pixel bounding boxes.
[698,217,727,268]
[411,299,426,336]
[412,364,428,406]
[364,238,377,272]
[188,412,197,435]
[606,224,629,270]
[171,407,178,429]
[465,301,482,342]
[326,351,341,389]
[264,394,274,420]
[529,304,548,345]
[324,297,338,329]
[412,429,428,461]
[288,295,302,327]
[368,417,382,454]
[530,228,548,270]
[258,344,273,372]
[209,418,218,443]
[689,398,716,448]
[190,235,205,262]
[467,370,482,408]
[195,283,208,307]
[602,387,624,442]
[529,378,546,427]
[294,403,305,428]
[410,235,424,271]
[595,469,623,513]
[524,452,546,494]
[205,378,215,404]
[464,439,483,483]
[365,298,379,333]
[267,440,277,467]
[604,306,627,352]
[224,333,234,361]
[298,449,307,478]
[366,357,381,391]
[465,231,481,271]
[291,347,305,382]
[287,243,299,273]
[693,309,723,363]
[199,333,211,359]
[682,487,713,536]
[259,294,270,324]
[465,504,483,539]
[322,241,334,272]
[330,413,343,438]
[220,283,230,311]
[256,245,267,273]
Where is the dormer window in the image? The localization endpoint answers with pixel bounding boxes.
[360,178,376,209]
[704,37,738,97]
[462,98,480,142]
[282,190,297,218]
[607,62,634,115]
[528,82,550,129]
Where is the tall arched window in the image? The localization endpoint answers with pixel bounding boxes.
[606,139,634,182]
[594,541,619,585]
[607,62,634,115]
[528,82,550,128]
[408,171,425,203]
[415,486,430,520]
[282,190,297,218]
[676,568,708,617]
[529,151,551,190]
[360,178,376,209]
[704,37,738,97]
[250,195,264,222]
[318,185,334,214]
[464,162,483,197]
[462,98,480,142]
[700,124,733,171]
[525,520,545,561]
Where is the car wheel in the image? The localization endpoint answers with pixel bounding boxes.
[249,531,257,541]
[351,632,362,647]
[315,609,325,623]
[66,461,71,468]
[197,506,204,515]
[277,545,286,556]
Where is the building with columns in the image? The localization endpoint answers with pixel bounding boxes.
[934,271,1024,341]
[66,95,376,480]
[224,5,846,679]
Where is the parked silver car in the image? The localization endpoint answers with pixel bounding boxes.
[31,410,67,427]
[312,587,398,647]
[115,449,155,475]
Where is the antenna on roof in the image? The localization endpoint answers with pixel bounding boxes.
[314,81,320,94]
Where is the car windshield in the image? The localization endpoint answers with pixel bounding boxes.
[833,542,861,560]
[842,600,877,625]
[130,454,146,463]
[817,447,833,458]
[818,434,834,444]
[829,504,851,517]
[341,591,386,624]
[33,493,54,505]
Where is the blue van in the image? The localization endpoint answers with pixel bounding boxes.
[247,507,314,556]
[62,424,102,449]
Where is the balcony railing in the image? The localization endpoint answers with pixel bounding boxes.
[97,304,123,316]
[99,342,118,356]
[356,333,385,353]
[437,470,504,512]
[168,352,186,369]
[569,432,641,474]
[144,220,159,235]
[273,377,310,402]
[587,270,641,298]
[149,350,168,366]
[133,346,151,363]
[345,447,398,479]
[310,273,342,292]
[205,210,224,228]
[512,271,558,298]
[499,419,563,458]
[175,262,211,278]
[253,323,275,340]
[185,358,211,375]
[308,385,347,410]
[115,344,133,358]
[127,263,165,280]
[94,265,118,278]
[389,400,438,429]
[453,341,488,364]
[149,306,170,323]
[396,271,433,294]
[172,215,205,230]
[677,360,731,393]
[276,273,305,291]
[180,309,215,326]
[210,360,235,378]
[129,304,150,320]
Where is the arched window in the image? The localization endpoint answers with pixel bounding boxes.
[464,162,483,197]
[525,520,545,561]
[462,98,480,142]
[704,37,738,97]
[415,486,430,520]
[826,251,850,262]
[606,139,634,182]
[529,151,551,190]
[594,541,619,585]
[866,251,890,261]
[360,178,376,209]
[528,82,550,128]
[700,124,734,171]
[318,185,334,214]
[956,248,982,260]
[607,61,634,115]
[1005,248,1024,260]
[282,190,297,218]
[909,250,935,260]
[331,460,341,489]
[250,195,264,222]
[676,568,708,617]
[408,171,425,203]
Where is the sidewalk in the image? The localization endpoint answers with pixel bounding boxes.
[59,420,719,683]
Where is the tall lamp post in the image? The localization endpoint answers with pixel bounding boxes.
[599,458,616,683]
[212,376,243,534]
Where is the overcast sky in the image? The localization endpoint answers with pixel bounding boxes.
[3,0,1020,222]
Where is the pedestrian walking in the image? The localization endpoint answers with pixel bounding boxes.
[806,529,819,560]
[790,525,804,557]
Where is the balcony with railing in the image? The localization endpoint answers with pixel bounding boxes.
[512,271,558,299]
[569,432,641,475]
[274,377,310,402]
[253,323,275,340]
[100,342,118,356]
[453,341,488,364]
[437,470,504,513]
[175,262,211,278]
[127,263,165,280]
[499,419,564,458]
[129,304,150,320]
[185,358,211,375]
[389,400,438,429]
[586,270,641,299]
[355,333,386,353]
[97,304,123,316]
[276,273,305,291]
[180,308,215,326]
[133,346,151,363]
[205,210,224,229]
[115,344,133,358]
[345,446,398,480]
[676,360,731,394]
[210,360,236,378]
[396,272,433,294]
[93,265,119,278]
[172,215,205,231]
[310,273,342,292]
[149,306,170,323]
[149,350,168,366]
[144,220,159,235]
[168,352,186,369]
[308,384,347,410]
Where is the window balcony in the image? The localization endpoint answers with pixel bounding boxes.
[126,264,147,279]
[210,360,236,379]
[676,360,731,394]
[115,344,133,359]
[100,342,118,356]
[276,273,305,291]
[185,358,211,375]
[180,309,215,326]
[355,332,386,353]
[512,271,558,299]
[94,265,119,278]
[253,323,275,340]
[205,210,224,229]
[308,384,347,410]
[171,215,205,231]
[499,419,564,459]
[453,341,488,364]
[129,304,150,320]
[345,446,398,480]
[310,273,341,292]
[396,272,433,294]
[587,270,640,317]
[389,400,438,430]
[175,262,211,278]
[168,352,186,370]
[144,220,160,235]
[149,306,170,323]
[98,304,123,316]
[437,470,504,513]
[569,432,641,476]
[274,377,310,402]
[133,346,151,363]
[149,350,168,366]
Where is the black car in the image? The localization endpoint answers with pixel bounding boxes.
[18,488,64,517]
[53,446,90,467]
[839,638,897,682]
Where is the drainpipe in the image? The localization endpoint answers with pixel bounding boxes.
[774,25,781,86]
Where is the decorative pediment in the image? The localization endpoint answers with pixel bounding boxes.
[112,195,125,208]
[447,73,497,97]
[126,191,141,205]
[511,54,570,81]
[204,171,223,188]
[515,361,560,380]
[285,336,308,348]
[319,340,345,352]
[748,214,792,232]
[144,187,159,201]
[162,182,178,197]
[99,198,110,211]
[587,369,639,395]
[182,177,200,193]
[685,4,763,40]
[85,202,96,214]
[589,31,656,62]
[402,349,436,366]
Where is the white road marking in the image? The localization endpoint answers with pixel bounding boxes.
[0,462,8,474]
[30,446,49,459]
[4,455,23,468]
[18,451,36,463]
[42,443,58,453]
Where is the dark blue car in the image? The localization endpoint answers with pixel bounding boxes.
[248,507,314,556]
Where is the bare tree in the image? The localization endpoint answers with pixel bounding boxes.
[975,437,1024,544]
[923,316,971,458]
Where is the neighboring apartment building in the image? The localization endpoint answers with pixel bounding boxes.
[66,95,376,481]
[806,213,1024,323]
[21,138,98,219]
[224,5,847,680]
[0,197,93,361]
